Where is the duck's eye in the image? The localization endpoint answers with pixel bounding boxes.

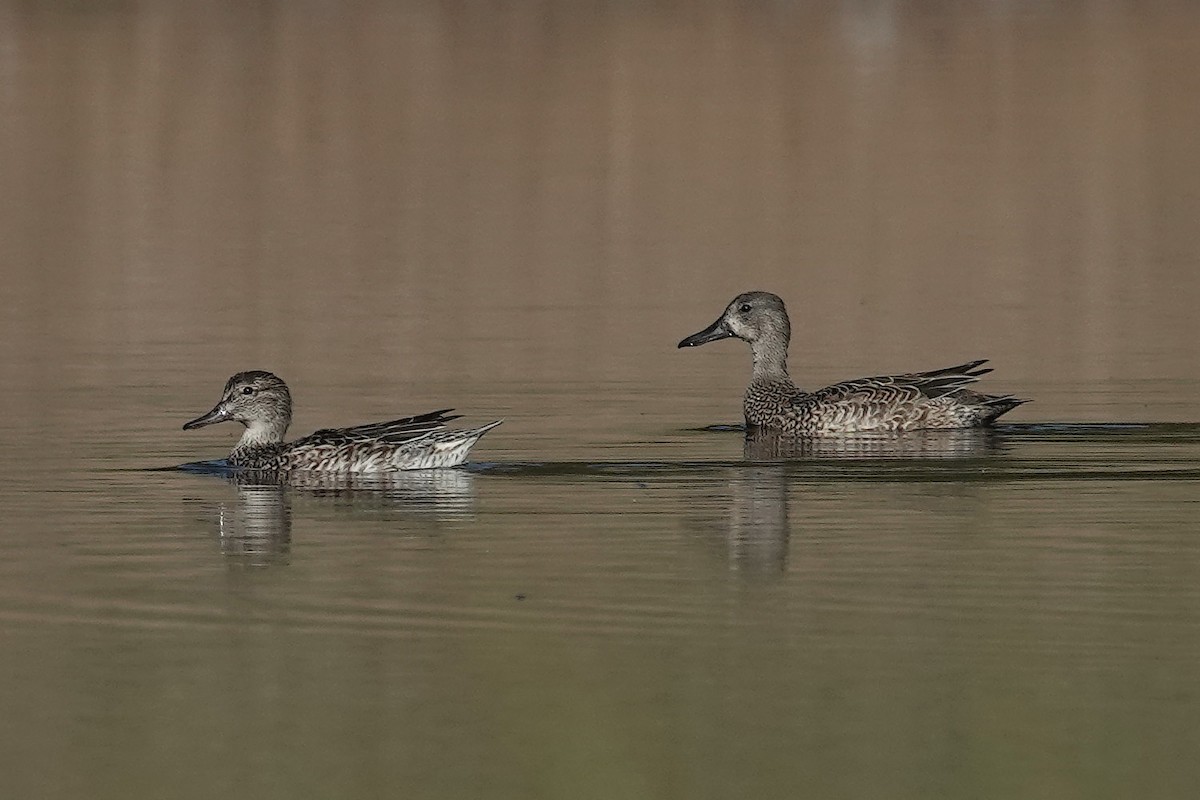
[738,303,752,314]
[241,386,254,396]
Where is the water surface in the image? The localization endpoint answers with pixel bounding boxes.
[2,2,1200,799]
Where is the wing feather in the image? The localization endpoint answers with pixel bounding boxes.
[295,409,461,448]
[789,361,1013,431]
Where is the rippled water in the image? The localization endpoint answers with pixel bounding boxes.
[3,2,1200,799]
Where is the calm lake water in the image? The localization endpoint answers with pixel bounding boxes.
[3,2,1200,798]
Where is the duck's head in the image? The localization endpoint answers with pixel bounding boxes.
[677,291,791,349]
[183,370,293,438]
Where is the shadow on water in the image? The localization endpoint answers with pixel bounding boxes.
[472,422,1200,482]
[181,466,478,567]
[166,423,1200,486]
[743,426,1006,460]
[673,423,1200,577]
[165,422,1200,568]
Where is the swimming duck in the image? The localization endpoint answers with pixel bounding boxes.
[183,371,500,471]
[678,291,1027,435]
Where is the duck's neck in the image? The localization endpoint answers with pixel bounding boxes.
[231,418,289,461]
[750,337,793,387]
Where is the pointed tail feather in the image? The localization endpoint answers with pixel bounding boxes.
[917,359,991,379]
[907,360,995,399]
[977,395,1029,423]
[456,419,504,442]
[400,420,503,469]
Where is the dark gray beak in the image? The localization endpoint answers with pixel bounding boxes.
[182,403,230,430]
[678,317,733,348]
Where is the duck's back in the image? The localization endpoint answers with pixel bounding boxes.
[282,415,500,472]
[746,361,1026,435]
[279,431,486,471]
[230,410,499,472]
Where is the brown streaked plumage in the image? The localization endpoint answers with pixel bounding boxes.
[183,370,501,471]
[678,291,1028,435]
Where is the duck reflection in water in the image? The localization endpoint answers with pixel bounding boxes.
[706,428,1007,576]
[218,481,292,567]
[743,426,1003,461]
[206,468,478,567]
[725,464,790,575]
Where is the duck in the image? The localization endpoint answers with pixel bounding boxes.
[677,291,1027,435]
[183,371,501,471]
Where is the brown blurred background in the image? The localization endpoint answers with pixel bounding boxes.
[1,1,1197,448]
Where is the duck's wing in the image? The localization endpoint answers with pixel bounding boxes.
[801,376,926,412]
[794,361,1011,430]
[294,409,463,448]
[891,359,995,398]
[810,360,993,403]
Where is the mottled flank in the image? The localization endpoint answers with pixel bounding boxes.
[183,370,501,471]
[678,291,1028,435]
